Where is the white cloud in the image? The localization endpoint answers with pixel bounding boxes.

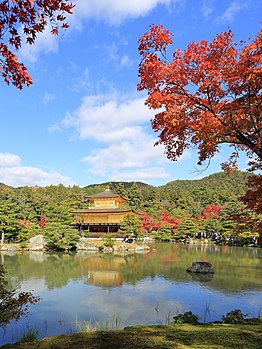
[0,153,75,187]
[56,92,182,183]
[20,25,59,63]
[216,0,248,23]
[72,68,91,93]
[62,93,153,143]
[119,54,134,68]
[42,92,56,104]
[201,0,215,19]
[17,0,172,63]
[100,41,135,70]
[110,167,170,182]
[72,0,171,26]
[82,137,168,175]
[0,153,21,167]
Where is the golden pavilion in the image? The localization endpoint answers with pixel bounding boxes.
[71,188,139,237]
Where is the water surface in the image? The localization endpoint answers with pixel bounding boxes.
[1,243,262,345]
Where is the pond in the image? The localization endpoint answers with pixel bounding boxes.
[1,243,262,345]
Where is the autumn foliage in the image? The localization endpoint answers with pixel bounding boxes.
[140,212,160,233]
[160,210,181,232]
[138,25,262,170]
[0,0,74,89]
[196,204,224,221]
[241,175,262,214]
[141,210,181,234]
[38,214,47,228]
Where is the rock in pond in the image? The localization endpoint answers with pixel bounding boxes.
[186,261,214,274]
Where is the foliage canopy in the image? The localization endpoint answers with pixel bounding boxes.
[138,25,262,171]
[0,0,74,89]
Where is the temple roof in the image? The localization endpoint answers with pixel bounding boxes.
[84,188,129,201]
[71,208,134,214]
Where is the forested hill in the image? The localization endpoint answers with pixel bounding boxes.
[162,171,250,191]
[0,183,11,190]
[157,171,250,208]
[0,171,256,244]
[0,171,251,217]
[85,171,249,193]
[73,171,251,216]
[84,181,150,194]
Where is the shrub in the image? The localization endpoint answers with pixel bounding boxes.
[152,226,173,241]
[222,309,249,324]
[19,328,39,342]
[43,223,80,251]
[172,311,199,325]
[101,234,115,248]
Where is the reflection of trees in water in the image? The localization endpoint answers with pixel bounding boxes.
[1,243,262,293]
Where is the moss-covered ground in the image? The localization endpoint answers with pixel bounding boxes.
[1,322,262,349]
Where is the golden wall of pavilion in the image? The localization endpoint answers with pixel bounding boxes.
[73,212,135,224]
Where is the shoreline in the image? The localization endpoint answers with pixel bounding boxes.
[0,236,261,255]
[1,322,262,349]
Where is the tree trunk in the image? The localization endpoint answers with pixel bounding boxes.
[1,231,4,245]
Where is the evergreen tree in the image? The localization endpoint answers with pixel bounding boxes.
[43,223,80,251]
[115,182,128,198]
[118,214,142,238]
[152,225,173,241]
[127,183,142,210]
[202,219,223,234]
[0,193,21,243]
[176,218,199,236]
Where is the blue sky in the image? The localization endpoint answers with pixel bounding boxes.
[0,0,261,187]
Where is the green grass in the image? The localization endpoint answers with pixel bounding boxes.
[18,328,39,343]
[1,322,262,349]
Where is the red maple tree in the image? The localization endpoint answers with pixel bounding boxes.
[38,214,47,228]
[140,212,160,233]
[0,0,74,89]
[138,25,262,170]
[160,210,181,232]
[196,204,224,221]
[141,210,181,234]
[240,174,262,242]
